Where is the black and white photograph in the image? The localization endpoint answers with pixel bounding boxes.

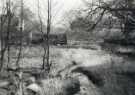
[0,0,135,95]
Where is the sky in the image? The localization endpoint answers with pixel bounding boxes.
[24,0,84,27]
[0,0,88,27]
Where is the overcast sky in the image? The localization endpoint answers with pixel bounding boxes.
[0,0,86,27]
[24,0,84,27]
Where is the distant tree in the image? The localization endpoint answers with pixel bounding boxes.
[70,16,95,32]
[0,0,39,70]
[61,10,83,29]
[36,0,64,72]
[37,0,47,70]
[0,0,20,70]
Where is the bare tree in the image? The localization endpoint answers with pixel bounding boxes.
[0,1,7,71]
[36,0,64,73]
[37,0,47,70]
[46,0,51,72]
[82,0,135,39]
[0,0,13,71]
[6,0,12,68]
[16,0,24,68]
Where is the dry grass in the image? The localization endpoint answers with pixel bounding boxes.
[1,45,130,95]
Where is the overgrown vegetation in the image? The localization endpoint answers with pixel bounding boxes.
[0,0,135,95]
[68,0,135,44]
